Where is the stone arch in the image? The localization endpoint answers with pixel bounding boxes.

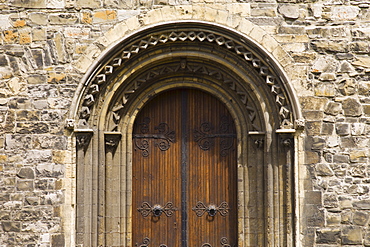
[68,19,303,247]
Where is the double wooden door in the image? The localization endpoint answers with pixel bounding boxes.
[132,89,237,247]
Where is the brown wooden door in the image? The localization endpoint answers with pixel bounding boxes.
[132,89,237,247]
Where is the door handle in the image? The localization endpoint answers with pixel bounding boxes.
[138,202,177,217]
[192,201,229,217]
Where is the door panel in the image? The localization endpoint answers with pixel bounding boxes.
[188,90,237,247]
[132,90,182,246]
[132,89,237,247]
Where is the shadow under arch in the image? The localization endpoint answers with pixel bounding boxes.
[70,21,303,247]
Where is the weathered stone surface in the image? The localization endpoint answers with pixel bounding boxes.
[2,221,21,232]
[336,123,350,136]
[278,4,299,19]
[316,163,334,176]
[52,233,65,247]
[353,211,369,226]
[316,228,340,244]
[17,168,35,179]
[331,6,360,21]
[342,225,363,245]
[16,180,34,191]
[342,98,362,117]
[9,0,46,8]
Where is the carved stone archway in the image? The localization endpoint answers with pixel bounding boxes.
[69,21,303,246]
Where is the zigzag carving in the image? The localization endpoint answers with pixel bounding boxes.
[79,29,293,129]
[109,63,261,132]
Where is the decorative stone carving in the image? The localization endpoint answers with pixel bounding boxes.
[78,28,296,131]
[75,131,93,150]
[65,118,75,129]
[109,62,261,132]
[104,132,122,152]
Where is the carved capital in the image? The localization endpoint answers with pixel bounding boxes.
[254,139,264,149]
[104,132,122,152]
[75,131,93,150]
[281,138,293,148]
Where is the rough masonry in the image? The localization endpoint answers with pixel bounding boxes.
[1,0,370,246]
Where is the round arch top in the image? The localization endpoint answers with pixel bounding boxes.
[69,20,304,132]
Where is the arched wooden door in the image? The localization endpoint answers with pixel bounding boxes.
[132,88,238,247]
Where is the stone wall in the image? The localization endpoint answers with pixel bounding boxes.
[1,0,370,246]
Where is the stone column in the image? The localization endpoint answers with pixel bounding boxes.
[104,132,122,246]
[75,130,93,246]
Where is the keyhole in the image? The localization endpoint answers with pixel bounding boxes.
[153,205,163,217]
[208,205,217,217]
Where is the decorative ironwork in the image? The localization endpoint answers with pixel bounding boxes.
[220,237,231,247]
[138,202,177,217]
[200,238,231,247]
[192,201,229,217]
[194,116,236,156]
[133,117,175,157]
[138,237,150,247]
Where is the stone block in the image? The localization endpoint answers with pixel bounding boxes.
[49,13,78,25]
[300,96,328,111]
[311,137,325,150]
[302,110,324,121]
[311,56,339,73]
[326,212,341,226]
[325,102,341,116]
[2,221,21,232]
[28,84,58,98]
[321,122,334,135]
[352,56,370,69]
[17,168,35,179]
[332,154,349,164]
[52,150,72,164]
[5,134,32,150]
[16,122,49,134]
[311,40,348,53]
[349,164,367,178]
[305,151,320,164]
[349,150,367,163]
[251,8,276,17]
[305,191,322,205]
[9,0,46,8]
[305,121,321,135]
[331,6,360,21]
[316,163,334,176]
[46,0,64,8]
[341,225,363,245]
[93,10,117,23]
[76,0,100,8]
[339,196,352,209]
[36,164,64,178]
[353,211,369,226]
[354,200,370,210]
[278,4,300,19]
[336,123,350,136]
[351,123,365,136]
[29,13,48,25]
[323,193,339,208]
[304,204,325,227]
[315,82,335,97]
[316,228,340,244]
[16,180,34,191]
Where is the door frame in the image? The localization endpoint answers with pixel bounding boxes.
[70,21,304,247]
